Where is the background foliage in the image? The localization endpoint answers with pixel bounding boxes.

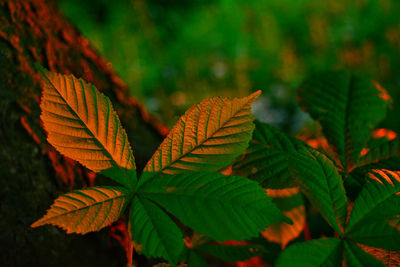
[58,0,400,132]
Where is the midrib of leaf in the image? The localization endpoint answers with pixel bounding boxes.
[317,154,346,234]
[344,240,385,267]
[343,75,353,172]
[251,139,277,150]
[42,72,132,186]
[37,191,127,224]
[138,178,268,212]
[346,192,397,234]
[276,238,342,267]
[137,197,177,262]
[141,191,228,202]
[320,240,342,266]
[157,96,254,173]
[139,185,256,205]
[291,149,347,234]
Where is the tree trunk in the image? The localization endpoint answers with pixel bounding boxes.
[0,0,167,266]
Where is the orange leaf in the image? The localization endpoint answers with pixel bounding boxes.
[31,187,131,234]
[262,188,305,248]
[144,91,261,174]
[38,67,136,188]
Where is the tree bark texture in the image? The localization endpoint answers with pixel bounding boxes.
[0,0,168,266]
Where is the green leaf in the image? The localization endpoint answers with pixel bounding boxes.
[232,120,307,188]
[197,243,264,262]
[297,70,389,170]
[137,172,288,241]
[38,66,137,189]
[31,186,131,234]
[344,241,385,267]
[348,156,400,200]
[143,91,261,175]
[348,161,400,202]
[289,148,347,234]
[346,169,400,250]
[187,250,209,267]
[275,238,343,267]
[130,196,184,264]
[347,169,400,229]
[343,172,367,202]
[232,122,306,247]
[358,138,400,168]
[347,218,400,250]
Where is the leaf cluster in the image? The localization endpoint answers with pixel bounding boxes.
[32,68,400,266]
[32,66,286,266]
[233,70,399,266]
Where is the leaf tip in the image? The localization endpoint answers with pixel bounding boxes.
[250,90,262,100]
[30,219,43,228]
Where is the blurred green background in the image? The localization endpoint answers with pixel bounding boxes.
[57,0,400,133]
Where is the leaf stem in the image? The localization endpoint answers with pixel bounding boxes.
[303,221,311,241]
[127,223,134,266]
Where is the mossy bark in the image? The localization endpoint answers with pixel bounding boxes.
[0,0,167,266]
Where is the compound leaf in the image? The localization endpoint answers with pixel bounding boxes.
[38,66,136,188]
[31,186,131,234]
[289,148,347,234]
[275,238,343,267]
[232,120,307,188]
[297,71,389,170]
[144,91,261,174]
[130,197,184,264]
[137,172,288,242]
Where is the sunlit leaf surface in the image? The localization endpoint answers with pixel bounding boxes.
[144,91,261,174]
[39,66,137,188]
[31,186,131,234]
